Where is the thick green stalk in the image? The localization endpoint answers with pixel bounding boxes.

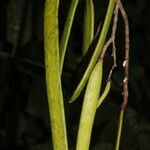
[44,0,68,149]
[70,0,116,102]
[60,0,79,73]
[76,61,103,150]
[82,0,94,56]
[115,109,125,150]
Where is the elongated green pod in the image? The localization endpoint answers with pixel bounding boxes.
[76,61,103,150]
[82,0,94,56]
[44,0,68,149]
[97,81,111,108]
[60,0,79,74]
[70,0,115,103]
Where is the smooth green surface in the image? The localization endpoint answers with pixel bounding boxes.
[115,109,124,150]
[76,61,103,150]
[60,0,79,73]
[97,81,111,108]
[82,0,94,56]
[44,0,68,149]
[70,0,116,103]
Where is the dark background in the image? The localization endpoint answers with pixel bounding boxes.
[0,0,150,149]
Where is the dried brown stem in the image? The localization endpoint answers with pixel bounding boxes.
[118,0,130,109]
[99,37,113,61]
[99,3,120,81]
[112,3,119,65]
[94,21,102,40]
[108,3,119,81]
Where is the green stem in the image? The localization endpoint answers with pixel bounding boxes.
[44,0,68,149]
[70,0,116,102]
[115,109,125,150]
[82,0,94,56]
[97,81,111,108]
[60,0,79,74]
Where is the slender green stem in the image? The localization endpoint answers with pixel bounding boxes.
[44,0,68,149]
[115,109,125,150]
[60,0,79,74]
[82,0,94,56]
[70,0,116,102]
[97,81,111,108]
